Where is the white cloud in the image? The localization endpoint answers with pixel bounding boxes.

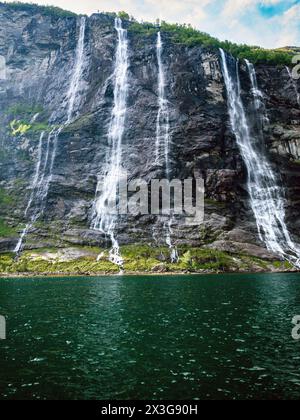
[222,0,254,18]
[274,4,300,47]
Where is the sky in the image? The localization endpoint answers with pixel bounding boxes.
[5,0,300,48]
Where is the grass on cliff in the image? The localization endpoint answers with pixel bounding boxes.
[8,119,51,136]
[0,2,76,18]
[129,21,292,65]
[0,219,16,237]
[1,3,294,65]
[5,104,51,135]
[0,188,14,207]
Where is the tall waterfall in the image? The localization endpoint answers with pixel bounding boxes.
[67,16,86,123]
[91,18,129,268]
[155,32,178,263]
[220,49,300,268]
[14,17,86,255]
[155,32,171,177]
[14,131,45,254]
[286,66,300,106]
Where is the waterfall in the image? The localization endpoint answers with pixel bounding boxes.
[67,16,86,123]
[14,131,45,254]
[14,17,86,255]
[155,32,171,177]
[91,18,129,269]
[286,66,300,106]
[219,49,300,268]
[155,32,178,263]
[246,59,269,126]
[166,219,179,263]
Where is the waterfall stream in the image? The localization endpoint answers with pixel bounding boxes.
[155,32,171,177]
[220,49,300,268]
[155,32,178,263]
[14,17,86,255]
[67,16,87,123]
[91,18,129,269]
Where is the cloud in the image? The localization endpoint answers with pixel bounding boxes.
[274,3,300,46]
[4,0,300,48]
[222,0,254,18]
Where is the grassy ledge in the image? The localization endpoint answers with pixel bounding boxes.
[0,3,295,65]
[0,1,76,18]
[0,245,293,276]
[128,21,294,65]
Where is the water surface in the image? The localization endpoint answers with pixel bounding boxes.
[0,273,300,400]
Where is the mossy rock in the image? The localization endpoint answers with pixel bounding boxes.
[0,244,295,276]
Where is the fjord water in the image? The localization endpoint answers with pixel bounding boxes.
[0,273,300,400]
[219,50,300,268]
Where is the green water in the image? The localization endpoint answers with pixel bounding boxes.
[0,273,300,400]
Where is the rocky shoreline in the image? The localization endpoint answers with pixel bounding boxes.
[0,245,297,277]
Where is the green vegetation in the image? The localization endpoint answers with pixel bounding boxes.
[0,219,16,237]
[30,122,50,133]
[8,119,50,136]
[1,2,76,18]
[0,244,290,275]
[118,11,130,20]
[0,254,15,271]
[273,260,293,270]
[0,252,119,275]
[204,198,226,208]
[9,119,31,136]
[6,104,50,135]
[0,188,14,207]
[0,3,293,64]
[6,103,43,118]
[129,21,293,65]
[64,113,94,132]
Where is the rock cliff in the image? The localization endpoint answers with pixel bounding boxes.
[0,3,299,274]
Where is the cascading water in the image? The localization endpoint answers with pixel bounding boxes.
[14,131,45,254]
[14,17,86,255]
[165,219,179,263]
[67,16,86,123]
[155,31,171,177]
[155,31,178,263]
[286,66,300,106]
[219,49,300,268]
[91,18,129,269]
[246,59,269,126]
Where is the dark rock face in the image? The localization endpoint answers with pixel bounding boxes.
[0,4,299,262]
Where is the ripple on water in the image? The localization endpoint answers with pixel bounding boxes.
[1,273,300,400]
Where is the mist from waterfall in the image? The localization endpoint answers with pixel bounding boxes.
[155,31,178,263]
[220,49,300,268]
[14,17,87,255]
[91,18,129,269]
